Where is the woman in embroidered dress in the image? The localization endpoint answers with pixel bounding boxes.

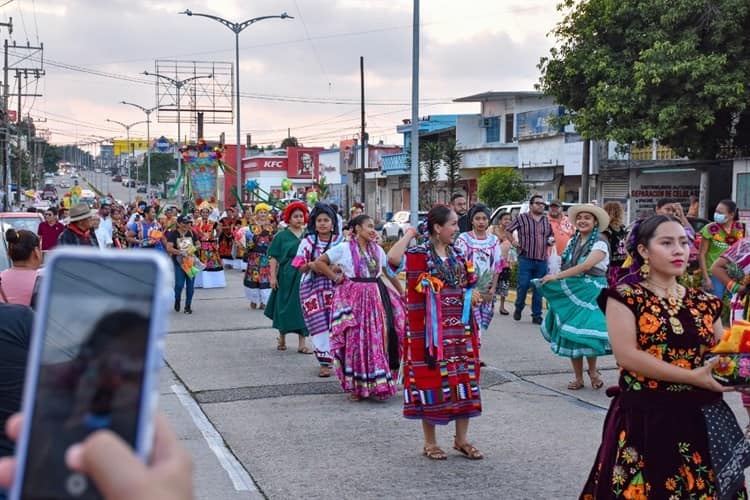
[110,207,129,249]
[243,203,276,309]
[264,202,312,353]
[194,203,225,288]
[293,203,344,377]
[699,198,744,299]
[455,203,503,339]
[492,212,515,315]
[602,201,628,287]
[536,204,612,391]
[580,215,746,500]
[388,204,484,461]
[311,214,407,400]
[218,206,240,269]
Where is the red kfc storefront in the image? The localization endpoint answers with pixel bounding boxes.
[234,147,324,204]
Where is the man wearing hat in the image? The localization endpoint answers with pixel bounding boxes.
[57,202,100,247]
[547,200,574,257]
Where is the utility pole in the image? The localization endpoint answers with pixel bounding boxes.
[360,56,367,208]
[1,19,12,210]
[581,138,590,203]
[410,0,420,226]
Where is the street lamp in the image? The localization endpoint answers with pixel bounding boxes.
[106,118,146,204]
[121,101,164,202]
[180,8,293,207]
[142,70,213,207]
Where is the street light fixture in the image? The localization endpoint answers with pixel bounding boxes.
[180,8,293,207]
[105,118,147,204]
[121,101,165,202]
[142,70,213,207]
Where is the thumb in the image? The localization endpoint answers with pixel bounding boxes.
[66,430,147,499]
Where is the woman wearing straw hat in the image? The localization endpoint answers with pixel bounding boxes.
[535,203,612,390]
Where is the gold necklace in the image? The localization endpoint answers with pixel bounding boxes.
[644,280,685,335]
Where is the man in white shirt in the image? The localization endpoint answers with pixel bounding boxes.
[97,199,114,247]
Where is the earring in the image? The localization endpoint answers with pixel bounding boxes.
[639,259,650,279]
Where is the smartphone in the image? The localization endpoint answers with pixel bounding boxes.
[11,248,172,500]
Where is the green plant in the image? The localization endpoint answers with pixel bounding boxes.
[477,169,529,208]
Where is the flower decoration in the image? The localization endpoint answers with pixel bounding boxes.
[245,179,260,191]
[708,224,720,235]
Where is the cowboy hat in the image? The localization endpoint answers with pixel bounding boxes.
[67,202,98,223]
[568,203,610,229]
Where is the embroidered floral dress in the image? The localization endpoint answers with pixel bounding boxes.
[243,223,276,306]
[402,243,482,425]
[581,283,747,500]
[194,218,223,271]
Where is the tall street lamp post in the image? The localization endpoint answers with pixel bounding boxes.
[105,119,146,204]
[121,102,163,201]
[142,71,212,207]
[180,8,293,206]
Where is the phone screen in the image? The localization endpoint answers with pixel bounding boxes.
[20,257,157,499]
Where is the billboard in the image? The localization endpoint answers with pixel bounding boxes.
[340,139,357,172]
[516,106,563,139]
[287,147,322,179]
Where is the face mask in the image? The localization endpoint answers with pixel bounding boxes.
[714,213,727,224]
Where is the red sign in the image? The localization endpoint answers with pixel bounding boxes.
[243,156,289,172]
[340,139,357,172]
[7,110,16,123]
[287,147,323,179]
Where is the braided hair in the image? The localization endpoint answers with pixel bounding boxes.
[308,202,338,259]
[560,224,600,265]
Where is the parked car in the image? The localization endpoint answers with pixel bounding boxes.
[59,181,71,188]
[490,201,575,225]
[124,179,137,188]
[0,212,44,234]
[136,184,147,193]
[41,187,57,201]
[381,210,428,241]
[112,175,122,182]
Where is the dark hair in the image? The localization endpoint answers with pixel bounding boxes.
[620,215,681,284]
[329,203,339,214]
[468,203,491,225]
[450,193,466,203]
[717,199,738,219]
[426,204,453,236]
[5,228,40,262]
[350,214,372,234]
[655,198,674,209]
[529,194,544,204]
[498,211,511,221]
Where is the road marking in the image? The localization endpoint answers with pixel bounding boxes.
[171,383,258,492]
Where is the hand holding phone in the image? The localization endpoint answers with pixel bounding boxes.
[11,249,171,500]
[0,413,192,500]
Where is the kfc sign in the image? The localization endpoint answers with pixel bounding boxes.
[287,147,323,179]
[243,157,289,172]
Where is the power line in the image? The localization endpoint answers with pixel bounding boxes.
[293,0,331,91]
[15,0,28,42]
[30,0,38,43]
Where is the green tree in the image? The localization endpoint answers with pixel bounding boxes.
[280,137,299,148]
[477,169,529,208]
[42,143,63,173]
[419,142,442,209]
[442,139,463,195]
[136,152,177,194]
[538,0,750,159]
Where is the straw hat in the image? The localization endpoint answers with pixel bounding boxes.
[568,203,610,229]
[67,202,97,223]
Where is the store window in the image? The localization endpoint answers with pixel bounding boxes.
[486,117,500,143]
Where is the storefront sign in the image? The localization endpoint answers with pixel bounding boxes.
[516,106,563,139]
[631,183,699,219]
[243,157,289,172]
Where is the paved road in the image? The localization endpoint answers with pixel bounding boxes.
[159,270,749,500]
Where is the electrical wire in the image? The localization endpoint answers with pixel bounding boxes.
[30,0,39,44]
[15,0,28,42]
[293,0,332,91]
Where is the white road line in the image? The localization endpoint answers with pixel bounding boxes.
[171,383,258,493]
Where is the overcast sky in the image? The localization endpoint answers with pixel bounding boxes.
[2,0,562,150]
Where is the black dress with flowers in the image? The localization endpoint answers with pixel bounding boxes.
[581,283,747,500]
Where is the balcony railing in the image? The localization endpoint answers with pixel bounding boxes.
[381,152,408,174]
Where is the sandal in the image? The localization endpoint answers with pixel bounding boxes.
[422,445,447,460]
[348,393,361,402]
[499,308,510,315]
[567,379,584,390]
[588,370,604,390]
[453,441,484,460]
[318,366,331,378]
[276,337,287,351]
[297,347,313,354]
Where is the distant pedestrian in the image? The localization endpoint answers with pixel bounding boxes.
[36,209,65,252]
[0,229,41,306]
[57,203,99,248]
[492,212,515,315]
[293,203,343,377]
[451,193,470,233]
[602,201,628,287]
[166,215,201,314]
[388,205,483,460]
[536,204,611,391]
[547,199,574,258]
[264,201,311,353]
[699,198,744,299]
[687,193,699,216]
[313,214,406,400]
[507,194,553,324]
[243,203,276,310]
[581,215,744,500]
[455,203,503,339]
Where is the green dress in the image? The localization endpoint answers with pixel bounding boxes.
[264,228,309,336]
